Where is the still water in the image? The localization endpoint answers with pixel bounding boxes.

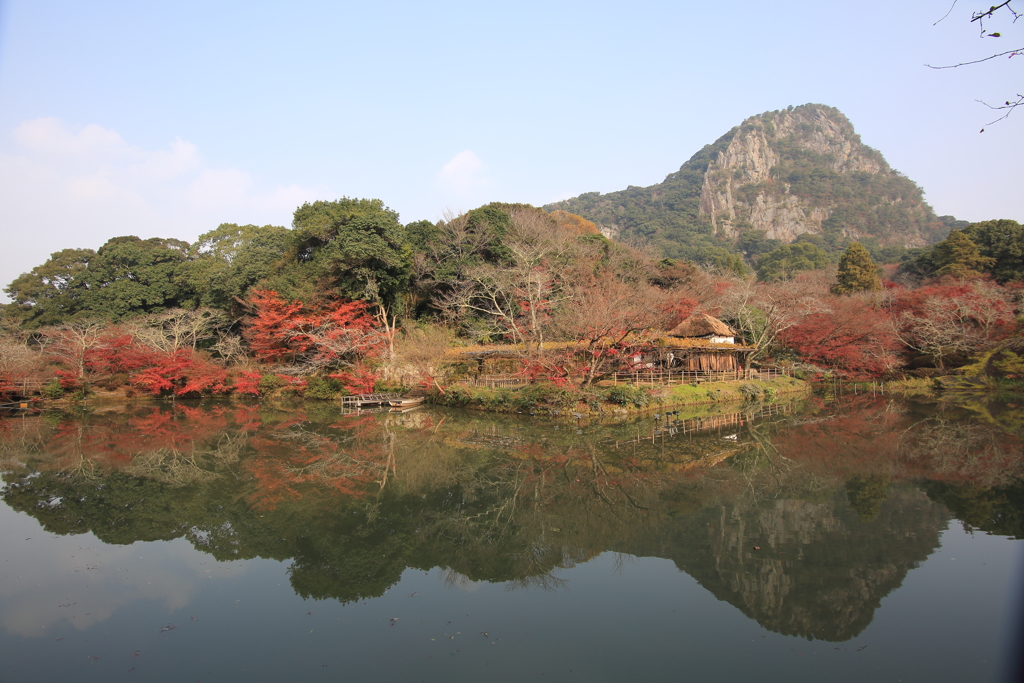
[1,396,1022,682]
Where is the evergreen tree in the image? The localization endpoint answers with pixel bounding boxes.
[831,242,881,295]
[932,230,995,279]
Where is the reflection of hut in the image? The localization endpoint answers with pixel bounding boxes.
[668,313,737,345]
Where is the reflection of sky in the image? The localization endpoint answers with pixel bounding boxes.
[0,503,250,638]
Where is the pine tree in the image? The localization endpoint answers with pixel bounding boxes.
[933,230,995,279]
[831,242,881,295]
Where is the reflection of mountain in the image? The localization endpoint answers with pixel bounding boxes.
[622,487,949,641]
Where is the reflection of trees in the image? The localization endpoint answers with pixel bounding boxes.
[1,398,1021,638]
[922,480,1024,538]
[900,418,1024,488]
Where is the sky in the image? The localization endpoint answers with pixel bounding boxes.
[1,0,1022,300]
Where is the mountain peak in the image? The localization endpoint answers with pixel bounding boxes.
[547,104,945,266]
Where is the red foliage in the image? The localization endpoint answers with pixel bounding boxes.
[243,289,383,367]
[54,370,81,390]
[890,279,1016,362]
[175,353,230,396]
[779,297,901,377]
[233,371,263,396]
[85,333,161,375]
[892,279,1014,326]
[520,354,575,387]
[130,349,230,397]
[243,290,307,362]
[661,297,698,328]
[328,365,378,394]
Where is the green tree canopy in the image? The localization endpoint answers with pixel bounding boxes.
[277,198,412,310]
[962,219,1024,282]
[4,248,96,327]
[932,229,996,279]
[82,236,191,319]
[755,242,831,281]
[179,223,291,311]
[831,242,881,295]
[739,229,783,258]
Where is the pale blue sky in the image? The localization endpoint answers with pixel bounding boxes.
[1,0,1021,299]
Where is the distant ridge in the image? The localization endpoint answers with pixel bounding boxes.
[546,104,950,266]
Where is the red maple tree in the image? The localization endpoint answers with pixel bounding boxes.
[780,297,901,377]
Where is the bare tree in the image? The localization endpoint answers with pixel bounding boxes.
[439,210,578,352]
[551,272,676,385]
[35,320,108,381]
[128,308,229,353]
[928,1,1023,128]
[709,273,827,373]
[0,332,45,390]
[895,279,1014,368]
[389,323,453,385]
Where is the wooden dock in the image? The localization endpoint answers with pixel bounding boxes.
[340,393,403,408]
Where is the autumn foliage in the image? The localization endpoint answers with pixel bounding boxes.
[244,289,384,368]
[779,297,901,377]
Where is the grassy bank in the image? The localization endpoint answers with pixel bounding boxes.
[429,376,809,416]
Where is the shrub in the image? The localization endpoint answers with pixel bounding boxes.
[514,384,581,411]
[606,384,651,408]
[430,385,472,406]
[373,379,406,394]
[304,376,344,400]
[739,383,763,400]
[233,371,263,396]
[258,373,283,394]
[41,379,65,399]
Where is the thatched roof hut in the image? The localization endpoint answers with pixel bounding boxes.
[667,313,736,342]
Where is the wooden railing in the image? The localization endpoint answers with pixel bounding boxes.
[453,367,791,389]
[341,393,402,406]
[456,374,532,389]
[0,379,48,398]
[609,367,790,385]
[609,402,793,448]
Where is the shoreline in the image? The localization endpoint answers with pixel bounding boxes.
[428,376,810,416]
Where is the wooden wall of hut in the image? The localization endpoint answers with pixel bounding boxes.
[674,350,738,373]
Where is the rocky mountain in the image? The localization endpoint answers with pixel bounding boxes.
[546,104,949,265]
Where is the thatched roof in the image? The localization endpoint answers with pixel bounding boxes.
[667,313,736,338]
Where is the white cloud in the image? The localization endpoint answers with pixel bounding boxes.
[185,168,254,210]
[134,138,202,179]
[0,117,324,300]
[436,150,490,196]
[13,117,131,159]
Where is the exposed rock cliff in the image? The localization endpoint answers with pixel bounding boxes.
[698,104,936,246]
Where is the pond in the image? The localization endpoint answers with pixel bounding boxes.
[1,395,1022,682]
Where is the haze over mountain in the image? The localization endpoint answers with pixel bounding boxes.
[547,104,953,267]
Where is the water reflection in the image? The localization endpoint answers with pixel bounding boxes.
[1,396,1022,643]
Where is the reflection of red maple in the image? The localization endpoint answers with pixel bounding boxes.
[770,395,1024,486]
[243,432,381,511]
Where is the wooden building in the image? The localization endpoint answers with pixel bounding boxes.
[656,313,752,375]
[667,313,737,344]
